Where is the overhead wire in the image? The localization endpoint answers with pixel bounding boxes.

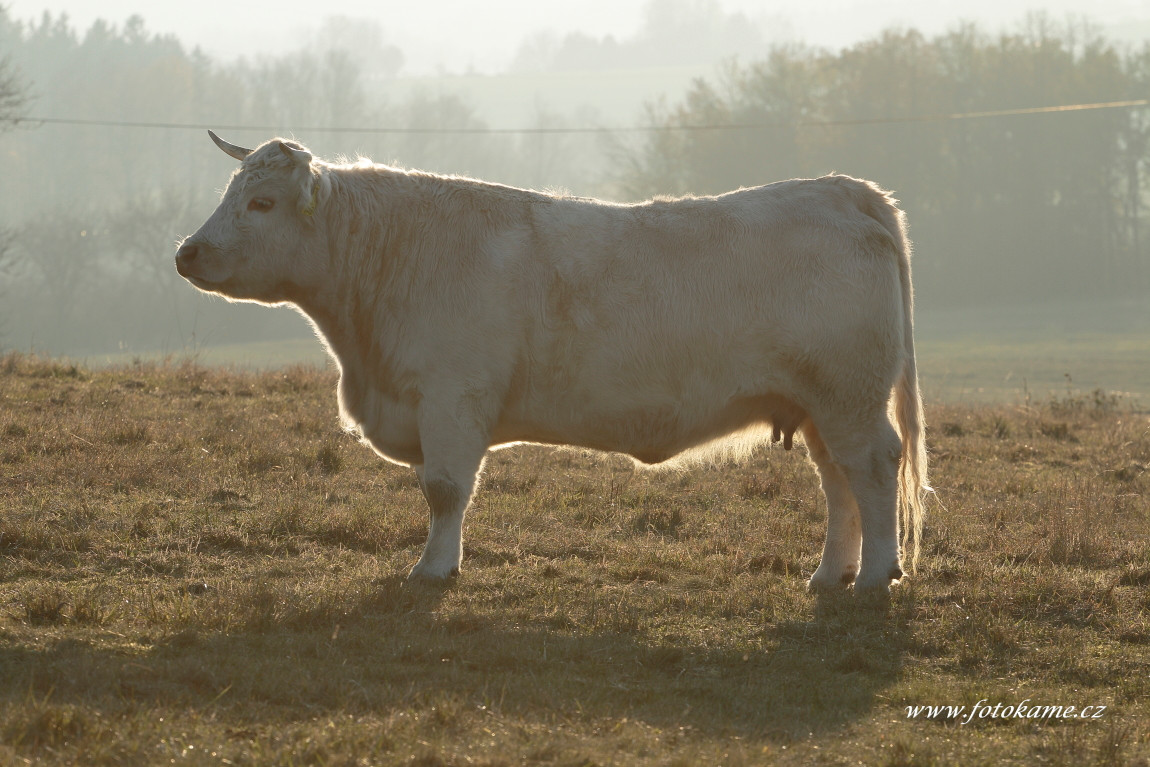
[12,98,1149,136]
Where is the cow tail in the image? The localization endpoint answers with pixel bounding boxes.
[843,176,930,574]
[888,202,929,575]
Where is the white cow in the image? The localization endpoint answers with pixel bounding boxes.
[176,131,929,593]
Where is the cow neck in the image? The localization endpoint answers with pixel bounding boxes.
[306,178,404,377]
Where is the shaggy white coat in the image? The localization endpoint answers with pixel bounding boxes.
[176,136,929,592]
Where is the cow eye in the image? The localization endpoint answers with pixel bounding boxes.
[248,197,275,212]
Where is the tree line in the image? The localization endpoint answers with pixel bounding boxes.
[625,18,1150,306]
[0,8,1148,356]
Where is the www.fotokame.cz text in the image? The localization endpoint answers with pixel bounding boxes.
[906,699,1106,725]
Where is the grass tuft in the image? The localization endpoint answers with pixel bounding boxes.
[21,587,70,626]
[312,443,344,475]
[2,698,91,752]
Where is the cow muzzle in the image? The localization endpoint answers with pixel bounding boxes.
[175,242,200,278]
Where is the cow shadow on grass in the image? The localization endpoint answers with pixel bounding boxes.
[0,577,913,744]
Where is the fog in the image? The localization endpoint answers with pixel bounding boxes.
[1,1,1148,400]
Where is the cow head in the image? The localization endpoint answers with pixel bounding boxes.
[175,131,330,305]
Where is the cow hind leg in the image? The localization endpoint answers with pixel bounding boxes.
[804,421,863,591]
[831,418,903,593]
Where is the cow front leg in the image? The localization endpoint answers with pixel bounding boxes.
[407,424,488,582]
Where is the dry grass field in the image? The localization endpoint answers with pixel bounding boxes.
[1,352,1148,766]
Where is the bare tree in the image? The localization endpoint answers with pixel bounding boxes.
[0,54,27,128]
[0,53,29,345]
[0,215,16,345]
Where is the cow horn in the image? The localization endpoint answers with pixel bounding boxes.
[279,141,313,165]
[208,130,253,161]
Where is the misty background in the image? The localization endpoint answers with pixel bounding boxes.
[1,0,1149,400]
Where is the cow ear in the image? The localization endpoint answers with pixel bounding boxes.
[279,141,313,166]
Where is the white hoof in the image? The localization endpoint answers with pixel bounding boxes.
[808,564,856,592]
[407,560,460,583]
[853,565,902,593]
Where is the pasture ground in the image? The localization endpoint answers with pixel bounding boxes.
[0,352,1147,765]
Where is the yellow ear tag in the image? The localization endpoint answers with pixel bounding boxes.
[302,184,319,217]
